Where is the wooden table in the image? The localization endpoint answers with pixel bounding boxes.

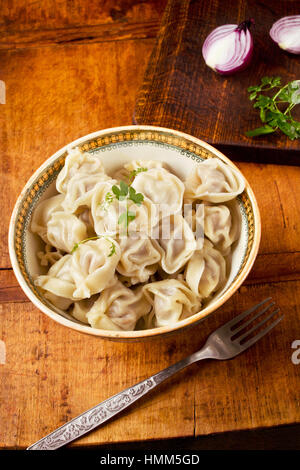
[0,1,299,450]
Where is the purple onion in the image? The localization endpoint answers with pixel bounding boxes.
[270,15,300,54]
[202,19,254,75]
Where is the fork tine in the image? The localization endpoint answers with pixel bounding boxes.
[231,302,275,336]
[239,315,284,351]
[225,297,272,330]
[234,308,280,343]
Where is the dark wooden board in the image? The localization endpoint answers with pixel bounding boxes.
[134,0,300,165]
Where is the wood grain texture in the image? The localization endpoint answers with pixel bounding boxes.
[0,0,167,31]
[0,0,167,50]
[134,0,300,165]
[1,0,300,449]
[0,280,299,448]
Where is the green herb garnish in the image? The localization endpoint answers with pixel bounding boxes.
[71,236,116,256]
[129,186,144,205]
[118,210,136,230]
[112,180,128,200]
[128,166,148,183]
[108,242,116,257]
[110,180,144,231]
[99,191,114,211]
[246,76,300,140]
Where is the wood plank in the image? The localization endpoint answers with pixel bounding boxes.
[0,22,162,50]
[0,0,167,33]
[134,0,300,165]
[236,161,300,256]
[0,279,298,448]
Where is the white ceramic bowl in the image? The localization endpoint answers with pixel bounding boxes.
[9,125,261,340]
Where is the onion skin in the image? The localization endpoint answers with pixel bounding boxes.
[202,19,254,75]
[270,15,300,54]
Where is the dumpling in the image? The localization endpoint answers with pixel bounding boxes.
[116,232,161,284]
[47,211,88,253]
[44,291,74,311]
[61,174,111,213]
[76,206,96,237]
[35,238,120,301]
[91,181,158,236]
[86,281,151,330]
[56,147,106,194]
[143,279,201,327]
[113,160,165,184]
[185,239,226,298]
[34,254,76,300]
[183,203,204,250]
[72,296,99,324]
[131,168,185,218]
[31,194,65,243]
[184,158,245,203]
[71,237,121,299]
[152,214,197,274]
[203,203,239,254]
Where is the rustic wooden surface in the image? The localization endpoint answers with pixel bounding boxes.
[134,0,300,165]
[0,0,299,450]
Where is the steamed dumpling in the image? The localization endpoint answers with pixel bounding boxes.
[152,214,197,274]
[72,296,99,324]
[91,181,158,236]
[131,168,185,218]
[35,238,121,301]
[31,194,65,243]
[86,281,151,330]
[62,174,111,213]
[47,211,88,253]
[71,237,121,299]
[143,279,201,327]
[34,254,76,300]
[76,207,96,237]
[184,158,245,203]
[56,147,106,194]
[116,232,161,284]
[203,202,239,254]
[113,160,166,183]
[44,291,74,311]
[185,239,226,298]
[183,203,204,250]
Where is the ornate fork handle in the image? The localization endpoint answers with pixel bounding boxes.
[27,349,210,450]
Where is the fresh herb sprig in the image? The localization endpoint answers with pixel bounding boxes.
[98,167,146,232]
[71,236,116,256]
[112,180,145,231]
[246,76,300,140]
[128,166,147,183]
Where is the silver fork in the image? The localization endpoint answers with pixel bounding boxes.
[27,298,282,450]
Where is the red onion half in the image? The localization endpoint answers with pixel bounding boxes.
[270,15,300,54]
[202,19,254,75]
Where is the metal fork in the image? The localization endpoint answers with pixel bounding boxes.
[27,298,282,450]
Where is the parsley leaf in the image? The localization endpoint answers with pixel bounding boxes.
[112,181,128,200]
[246,76,300,140]
[129,186,144,205]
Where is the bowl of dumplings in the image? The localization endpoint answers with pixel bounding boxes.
[9,125,261,340]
